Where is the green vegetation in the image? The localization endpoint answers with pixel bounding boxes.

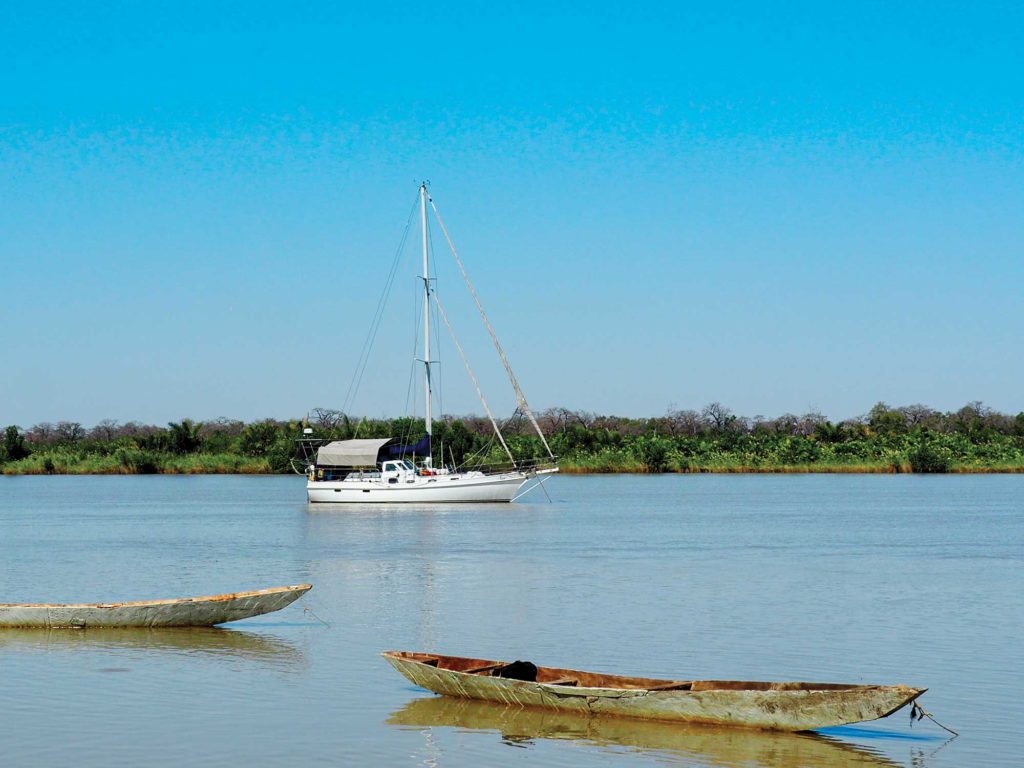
[2,402,1024,475]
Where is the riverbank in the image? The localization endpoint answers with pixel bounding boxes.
[559,463,1024,474]
[4,454,1023,475]
[4,403,1024,476]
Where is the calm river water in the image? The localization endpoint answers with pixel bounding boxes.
[1,474,1021,767]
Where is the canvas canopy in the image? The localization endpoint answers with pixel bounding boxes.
[316,438,393,467]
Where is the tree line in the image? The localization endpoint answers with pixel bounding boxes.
[2,401,1024,474]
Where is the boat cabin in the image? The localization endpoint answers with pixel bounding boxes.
[309,438,429,482]
[381,459,416,483]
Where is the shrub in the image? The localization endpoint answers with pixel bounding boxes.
[907,443,951,473]
[2,426,30,462]
[115,448,160,474]
[239,421,280,456]
[635,437,670,472]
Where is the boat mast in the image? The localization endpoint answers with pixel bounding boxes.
[420,183,433,456]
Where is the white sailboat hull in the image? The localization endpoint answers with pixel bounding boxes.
[307,472,528,503]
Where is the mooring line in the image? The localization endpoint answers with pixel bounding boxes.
[303,605,331,628]
[911,700,959,737]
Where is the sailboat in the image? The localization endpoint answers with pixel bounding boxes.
[303,184,558,503]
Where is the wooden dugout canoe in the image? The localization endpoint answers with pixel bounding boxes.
[0,584,312,628]
[382,651,927,732]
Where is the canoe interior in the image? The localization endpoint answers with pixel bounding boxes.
[384,651,888,693]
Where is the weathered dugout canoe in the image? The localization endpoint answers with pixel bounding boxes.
[382,651,926,732]
[0,584,312,628]
[389,696,902,767]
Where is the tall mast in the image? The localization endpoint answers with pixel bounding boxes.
[420,183,433,448]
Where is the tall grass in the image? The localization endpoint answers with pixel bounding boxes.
[1,451,271,475]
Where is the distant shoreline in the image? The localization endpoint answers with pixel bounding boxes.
[4,463,1024,476]
[559,464,1024,475]
[4,403,1023,477]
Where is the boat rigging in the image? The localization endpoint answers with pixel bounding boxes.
[300,183,557,503]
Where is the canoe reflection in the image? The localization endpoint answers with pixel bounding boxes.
[388,696,902,767]
[0,627,304,665]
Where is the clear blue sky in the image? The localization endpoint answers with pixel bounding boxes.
[2,1,1022,427]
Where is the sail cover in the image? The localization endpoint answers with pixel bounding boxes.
[316,438,392,467]
[387,434,431,458]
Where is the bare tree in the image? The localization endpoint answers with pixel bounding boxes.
[795,411,827,437]
[538,407,572,434]
[441,414,494,437]
[116,421,142,437]
[90,419,120,441]
[27,423,54,442]
[664,408,703,437]
[594,415,645,436]
[948,400,1003,433]
[900,404,939,428]
[311,408,347,430]
[498,410,527,436]
[769,414,797,435]
[55,421,86,442]
[749,415,771,434]
[201,417,246,437]
[123,422,162,438]
[701,402,733,432]
[571,410,596,429]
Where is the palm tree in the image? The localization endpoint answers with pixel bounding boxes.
[167,419,203,454]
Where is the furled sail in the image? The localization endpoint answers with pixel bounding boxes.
[387,433,431,459]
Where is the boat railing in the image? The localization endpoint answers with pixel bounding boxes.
[307,466,383,482]
[456,457,559,475]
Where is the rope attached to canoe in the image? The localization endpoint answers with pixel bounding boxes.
[303,605,331,628]
[910,700,958,736]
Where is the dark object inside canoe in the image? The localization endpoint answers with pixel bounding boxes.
[492,660,538,682]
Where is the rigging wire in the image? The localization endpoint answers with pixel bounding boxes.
[428,195,554,459]
[432,291,516,465]
[464,429,498,470]
[401,275,422,450]
[428,220,444,425]
[432,285,445,462]
[404,276,422,419]
[341,195,420,422]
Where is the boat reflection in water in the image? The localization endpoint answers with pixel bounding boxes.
[0,627,305,667]
[388,695,903,767]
